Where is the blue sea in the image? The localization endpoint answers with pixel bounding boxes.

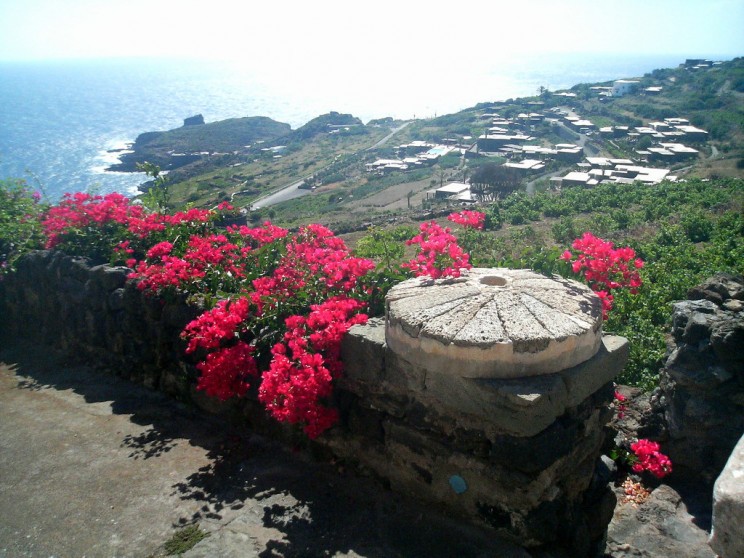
[0,54,686,201]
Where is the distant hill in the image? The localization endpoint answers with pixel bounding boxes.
[290,112,365,141]
[108,116,291,172]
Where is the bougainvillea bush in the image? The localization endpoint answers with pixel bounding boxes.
[34,196,498,436]
[560,232,644,320]
[33,193,644,438]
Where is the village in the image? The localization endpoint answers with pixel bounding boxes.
[363,62,714,204]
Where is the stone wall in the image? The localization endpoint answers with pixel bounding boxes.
[0,250,201,398]
[338,319,626,555]
[644,273,744,485]
[0,251,628,556]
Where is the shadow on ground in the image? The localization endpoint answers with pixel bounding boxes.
[0,337,528,558]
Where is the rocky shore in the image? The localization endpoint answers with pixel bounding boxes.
[106,115,291,173]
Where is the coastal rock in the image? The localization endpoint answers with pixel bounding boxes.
[106,116,292,173]
[183,114,205,126]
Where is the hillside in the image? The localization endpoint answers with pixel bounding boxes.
[107,116,292,172]
[99,57,743,228]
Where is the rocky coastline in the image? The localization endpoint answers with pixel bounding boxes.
[105,114,292,173]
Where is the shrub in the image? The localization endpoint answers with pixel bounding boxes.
[0,179,46,275]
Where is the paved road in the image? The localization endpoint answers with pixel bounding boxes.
[250,178,310,210]
[367,121,412,150]
[249,122,413,211]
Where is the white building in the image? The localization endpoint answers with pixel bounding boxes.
[435,182,471,200]
[612,80,640,97]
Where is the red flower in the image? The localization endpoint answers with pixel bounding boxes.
[448,210,486,230]
[630,439,672,479]
[560,233,643,319]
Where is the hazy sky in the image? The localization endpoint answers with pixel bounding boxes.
[1,0,742,71]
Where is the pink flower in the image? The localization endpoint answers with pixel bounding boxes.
[630,439,672,479]
[560,233,643,319]
[448,210,486,230]
[403,221,472,279]
[196,342,258,400]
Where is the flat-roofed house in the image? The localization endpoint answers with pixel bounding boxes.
[435,182,471,200]
[612,80,640,97]
[477,134,532,152]
[674,125,709,142]
[561,171,591,187]
[503,159,545,172]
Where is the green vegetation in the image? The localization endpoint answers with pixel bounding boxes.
[162,525,209,556]
[475,178,742,389]
[290,111,364,142]
[351,177,742,390]
[0,179,45,274]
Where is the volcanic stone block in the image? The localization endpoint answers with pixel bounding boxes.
[710,433,744,558]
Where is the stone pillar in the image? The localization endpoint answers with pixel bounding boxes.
[336,268,628,555]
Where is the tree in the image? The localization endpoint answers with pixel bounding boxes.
[470,164,522,201]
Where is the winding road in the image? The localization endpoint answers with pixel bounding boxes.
[248,122,413,211]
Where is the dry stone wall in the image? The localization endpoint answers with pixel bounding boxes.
[644,273,744,485]
[1,251,629,556]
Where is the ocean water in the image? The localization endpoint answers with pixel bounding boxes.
[0,53,685,201]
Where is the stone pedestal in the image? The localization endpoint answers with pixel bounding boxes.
[334,269,628,555]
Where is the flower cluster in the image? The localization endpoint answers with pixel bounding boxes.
[560,232,643,319]
[38,193,489,438]
[447,210,486,230]
[42,192,135,242]
[259,297,368,438]
[129,233,249,295]
[630,439,673,479]
[40,192,224,264]
[174,224,375,437]
[403,221,472,279]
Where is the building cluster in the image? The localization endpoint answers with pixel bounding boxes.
[475,110,584,164]
[681,59,721,70]
[553,116,708,187]
[557,158,675,187]
[599,117,709,143]
[367,61,714,198]
[366,140,464,174]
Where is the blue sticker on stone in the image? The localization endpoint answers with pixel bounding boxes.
[449,474,467,494]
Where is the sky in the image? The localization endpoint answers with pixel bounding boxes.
[1,0,742,73]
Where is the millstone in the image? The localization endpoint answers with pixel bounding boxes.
[385,268,603,378]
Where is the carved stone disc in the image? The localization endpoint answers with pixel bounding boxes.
[385,268,603,378]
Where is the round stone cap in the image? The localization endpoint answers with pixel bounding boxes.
[385,268,603,378]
